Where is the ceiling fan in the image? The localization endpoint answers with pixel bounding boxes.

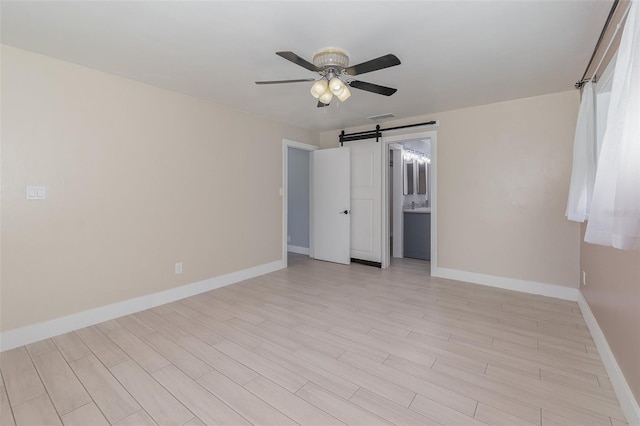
[255,49,401,107]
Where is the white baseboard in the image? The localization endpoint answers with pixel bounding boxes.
[577,291,640,425]
[431,267,579,301]
[0,260,285,352]
[287,245,310,255]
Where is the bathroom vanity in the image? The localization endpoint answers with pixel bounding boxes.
[403,208,431,260]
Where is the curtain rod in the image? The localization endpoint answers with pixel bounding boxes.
[575,0,621,89]
[339,120,437,146]
[589,2,632,83]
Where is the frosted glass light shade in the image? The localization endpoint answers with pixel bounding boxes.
[329,77,344,96]
[319,91,333,104]
[337,84,351,102]
[312,49,349,68]
[310,79,328,99]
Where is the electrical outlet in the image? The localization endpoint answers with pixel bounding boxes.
[287,235,291,243]
[175,262,183,274]
[26,186,46,200]
[582,271,586,286]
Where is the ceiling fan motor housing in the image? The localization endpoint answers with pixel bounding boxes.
[312,49,349,71]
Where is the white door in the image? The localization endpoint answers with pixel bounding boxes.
[311,147,351,265]
[350,140,382,263]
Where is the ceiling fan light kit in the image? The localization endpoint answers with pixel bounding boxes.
[312,74,350,105]
[310,50,351,105]
[256,48,401,107]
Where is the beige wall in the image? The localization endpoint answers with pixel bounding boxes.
[3,47,636,407]
[1,45,317,332]
[579,2,640,403]
[321,91,581,288]
[581,224,640,404]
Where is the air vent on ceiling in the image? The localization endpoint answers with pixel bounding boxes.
[368,113,395,121]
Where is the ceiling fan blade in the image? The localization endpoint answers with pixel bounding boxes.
[349,80,397,96]
[276,51,320,72]
[317,101,330,108]
[255,79,315,85]
[345,54,401,76]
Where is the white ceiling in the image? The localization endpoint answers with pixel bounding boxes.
[1,1,611,131]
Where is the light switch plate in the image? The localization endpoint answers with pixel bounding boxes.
[26,186,46,200]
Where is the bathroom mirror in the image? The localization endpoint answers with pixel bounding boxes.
[418,163,427,195]
[404,161,414,195]
[404,159,429,196]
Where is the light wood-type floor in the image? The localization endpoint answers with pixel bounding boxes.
[0,254,628,426]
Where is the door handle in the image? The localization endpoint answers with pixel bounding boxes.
[339,210,350,215]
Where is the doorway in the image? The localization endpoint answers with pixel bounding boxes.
[381,131,437,270]
[282,139,319,267]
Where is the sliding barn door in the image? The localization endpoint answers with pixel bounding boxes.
[350,140,382,264]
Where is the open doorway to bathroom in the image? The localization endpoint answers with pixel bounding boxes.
[382,131,437,273]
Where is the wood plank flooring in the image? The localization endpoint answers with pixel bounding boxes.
[0,254,627,425]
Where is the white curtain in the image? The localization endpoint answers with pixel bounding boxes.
[585,0,640,250]
[566,82,597,222]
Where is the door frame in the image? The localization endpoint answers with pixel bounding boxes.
[388,144,404,258]
[282,139,319,267]
[381,130,438,269]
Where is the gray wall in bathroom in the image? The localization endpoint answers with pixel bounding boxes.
[287,147,310,249]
